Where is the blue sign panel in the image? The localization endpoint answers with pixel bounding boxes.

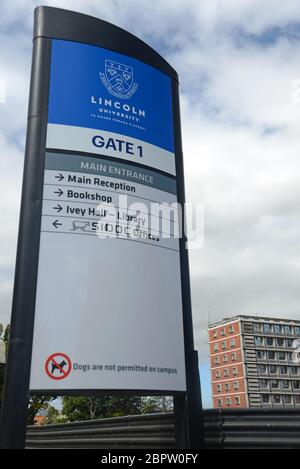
[48,39,174,152]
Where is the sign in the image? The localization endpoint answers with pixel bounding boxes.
[29,38,186,392]
[1,8,203,450]
[45,353,72,380]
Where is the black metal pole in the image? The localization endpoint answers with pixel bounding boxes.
[174,393,188,448]
[0,36,51,449]
[172,80,205,449]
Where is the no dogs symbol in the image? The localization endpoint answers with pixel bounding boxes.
[45,353,72,380]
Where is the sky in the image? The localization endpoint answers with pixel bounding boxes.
[1,0,300,408]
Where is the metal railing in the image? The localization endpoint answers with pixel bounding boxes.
[26,413,175,449]
[205,408,300,449]
[26,408,300,449]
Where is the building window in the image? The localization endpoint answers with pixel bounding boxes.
[258,365,267,375]
[214,343,219,353]
[260,379,269,390]
[216,384,222,393]
[223,355,228,363]
[216,370,221,379]
[255,336,264,347]
[285,325,293,336]
[217,398,222,407]
[230,338,236,348]
[233,367,238,376]
[290,367,298,376]
[281,380,290,390]
[226,397,231,406]
[286,339,293,348]
[229,325,234,334]
[279,366,288,376]
[267,351,276,360]
[295,327,300,337]
[274,324,282,335]
[266,337,274,347]
[276,338,285,348]
[224,368,229,377]
[214,356,220,365]
[235,396,240,405]
[273,395,282,405]
[213,330,217,339]
[269,365,277,375]
[254,323,262,333]
[221,328,225,336]
[225,383,230,392]
[233,381,239,391]
[294,395,300,405]
[264,323,273,335]
[256,350,265,360]
[262,394,271,404]
[231,352,237,361]
[271,380,279,390]
[293,381,300,391]
[221,341,226,350]
[278,352,286,361]
[283,395,292,405]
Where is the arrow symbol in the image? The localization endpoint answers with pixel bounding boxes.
[54,188,63,197]
[55,173,64,182]
[53,220,62,229]
[53,204,63,213]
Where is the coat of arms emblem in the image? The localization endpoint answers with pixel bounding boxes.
[100,59,138,99]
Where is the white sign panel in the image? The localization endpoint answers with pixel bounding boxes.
[29,39,186,391]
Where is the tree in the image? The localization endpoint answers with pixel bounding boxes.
[45,405,59,424]
[0,323,10,356]
[109,395,141,417]
[62,396,112,421]
[0,324,10,408]
[141,396,173,414]
[62,396,104,421]
[27,395,57,425]
[3,324,10,344]
[62,395,142,422]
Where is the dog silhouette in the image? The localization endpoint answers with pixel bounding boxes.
[51,359,67,374]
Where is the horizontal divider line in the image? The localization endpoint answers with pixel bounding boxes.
[46,148,177,180]
[45,168,176,195]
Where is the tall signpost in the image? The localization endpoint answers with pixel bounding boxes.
[0,7,203,449]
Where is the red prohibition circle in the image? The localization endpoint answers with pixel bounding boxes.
[45,352,72,380]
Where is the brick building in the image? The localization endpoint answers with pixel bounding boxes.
[208,315,300,408]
